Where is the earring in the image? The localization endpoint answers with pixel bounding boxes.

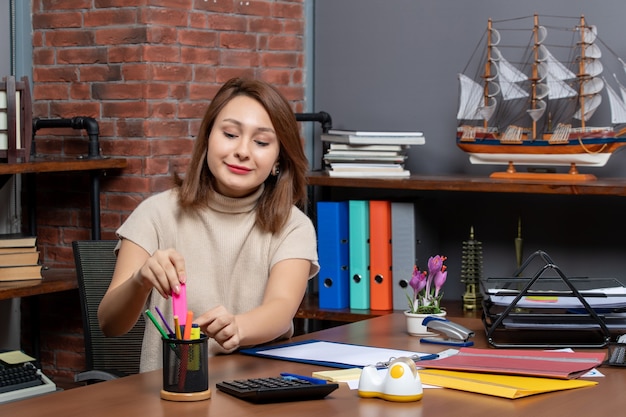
[273,164,280,176]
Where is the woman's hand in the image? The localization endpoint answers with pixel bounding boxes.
[196,305,241,352]
[136,248,187,298]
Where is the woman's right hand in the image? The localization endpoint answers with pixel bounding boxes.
[136,248,187,299]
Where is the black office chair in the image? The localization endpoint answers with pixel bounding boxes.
[72,240,145,383]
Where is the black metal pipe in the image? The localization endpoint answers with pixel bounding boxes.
[33,116,102,158]
[295,111,333,133]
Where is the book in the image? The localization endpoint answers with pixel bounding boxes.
[321,133,425,146]
[324,154,407,163]
[330,163,406,172]
[0,246,37,254]
[328,129,424,137]
[0,251,40,267]
[329,143,407,152]
[328,170,411,178]
[0,233,37,248]
[0,264,43,281]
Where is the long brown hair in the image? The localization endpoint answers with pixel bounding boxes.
[175,78,309,234]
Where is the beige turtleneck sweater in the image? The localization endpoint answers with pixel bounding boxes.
[115,186,319,372]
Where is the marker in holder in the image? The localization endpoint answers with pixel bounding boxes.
[161,334,210,401]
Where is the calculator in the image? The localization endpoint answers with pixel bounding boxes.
[216,376,339,403]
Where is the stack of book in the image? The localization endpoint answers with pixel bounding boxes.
[321,129,425,178]
[0,233,42,281]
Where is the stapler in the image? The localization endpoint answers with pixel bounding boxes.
[420,316,474,347]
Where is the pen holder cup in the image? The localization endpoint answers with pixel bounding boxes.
[160,334,211,401]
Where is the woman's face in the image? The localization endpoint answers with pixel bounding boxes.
[206,95,280,198]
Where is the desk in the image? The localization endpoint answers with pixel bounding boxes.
[2,313,624,417]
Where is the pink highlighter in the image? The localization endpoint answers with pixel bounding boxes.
[172,283,187,326]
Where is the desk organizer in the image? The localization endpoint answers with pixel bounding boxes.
[480,250,626,348]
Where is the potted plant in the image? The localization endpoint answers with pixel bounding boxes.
[404,255,448,335]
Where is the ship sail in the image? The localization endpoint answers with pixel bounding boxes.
[574,24,604,122]
[605,80,626,124]
[457,73,497,121]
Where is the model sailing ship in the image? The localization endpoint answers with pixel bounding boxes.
[456,14,626,178]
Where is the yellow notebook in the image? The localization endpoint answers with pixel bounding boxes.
[417,369,598,399]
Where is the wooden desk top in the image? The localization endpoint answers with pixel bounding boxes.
[2,313,623,416]
[0,269,77,300]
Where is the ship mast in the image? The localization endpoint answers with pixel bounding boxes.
[483,18,494,131]
[578,15,587,133]
[530,14,540,139]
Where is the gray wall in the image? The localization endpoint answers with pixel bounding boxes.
[312,1,626,301]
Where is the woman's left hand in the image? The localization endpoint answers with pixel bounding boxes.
[195,305,241,352]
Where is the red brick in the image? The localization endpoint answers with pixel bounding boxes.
[84,9,138,27]
[207,14,247,31]
[102,101,149,118]
[78,64,123,81]
[95,27,148,45]
[46,30,95,47]
[32,12,84,29]
[220,50,261,67]
[57,47,108,64]
[220,32,258,49]
[179,29,218,47]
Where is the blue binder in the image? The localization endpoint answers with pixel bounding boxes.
[316,201,350,309]
[348,200,370,309]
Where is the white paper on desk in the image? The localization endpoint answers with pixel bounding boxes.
[251,341,435,368]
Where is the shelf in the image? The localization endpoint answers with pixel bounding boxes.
[0,156,127,175]
[306,170,626,197]
[296,292,392,322]
[0,268,78,301]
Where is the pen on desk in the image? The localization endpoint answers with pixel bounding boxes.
[280,373,327,385]
[155,305,174,335]
[173,315,182,340]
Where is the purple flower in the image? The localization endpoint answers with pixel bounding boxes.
[406,255,447,314]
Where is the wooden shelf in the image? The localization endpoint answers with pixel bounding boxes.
[296,292,393,322]
[306,170,626,197]
[0,156,127,175]
[0,268,78,301]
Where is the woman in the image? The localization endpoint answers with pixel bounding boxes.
[97,78,319,372]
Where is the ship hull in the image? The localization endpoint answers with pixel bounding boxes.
[456,135,626,167]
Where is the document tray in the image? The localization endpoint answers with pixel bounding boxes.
[480,250,619,348]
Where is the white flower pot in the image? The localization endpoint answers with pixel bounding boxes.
[404,310,447,336]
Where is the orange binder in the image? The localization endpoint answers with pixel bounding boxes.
[369,200,393,310]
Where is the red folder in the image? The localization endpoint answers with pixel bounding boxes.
[418,347,606,379]
[369,200,393,310]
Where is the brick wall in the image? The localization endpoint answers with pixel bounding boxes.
[25,0,306,382]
